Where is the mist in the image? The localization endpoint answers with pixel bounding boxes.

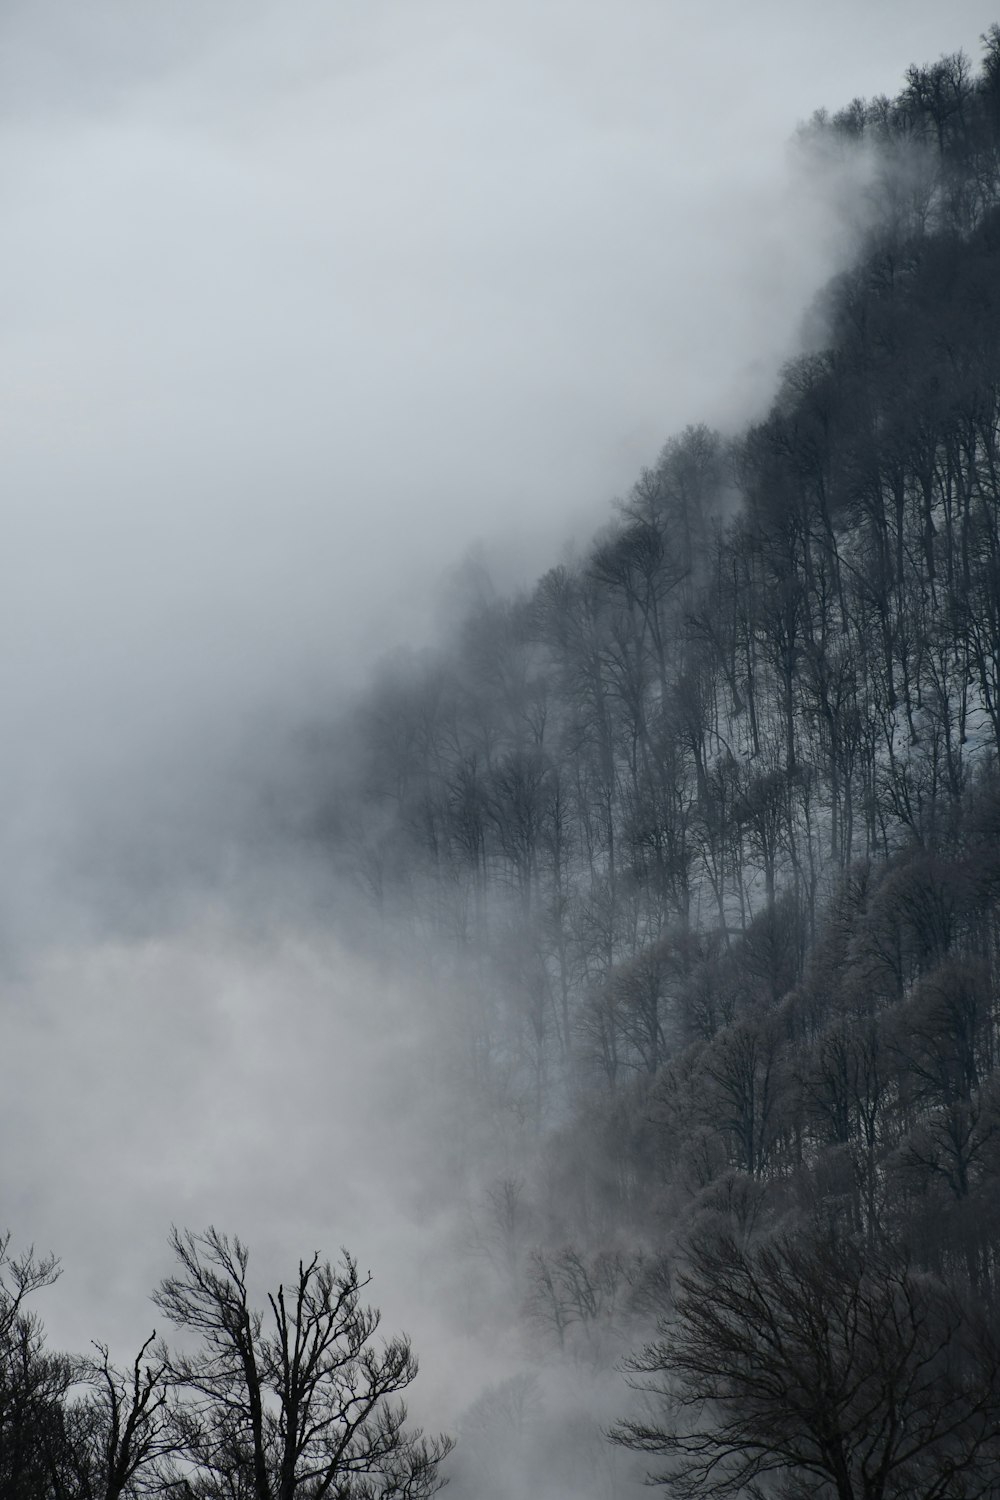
[3,2,999,1495]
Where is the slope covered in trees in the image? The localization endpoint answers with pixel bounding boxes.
[324,30,1000,1499]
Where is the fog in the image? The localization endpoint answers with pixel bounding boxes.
[2,0,998,1487]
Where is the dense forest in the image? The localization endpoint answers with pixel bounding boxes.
[332,28,1000,1500]
[8,27,1000,1500]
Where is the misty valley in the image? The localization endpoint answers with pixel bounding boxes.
[8,19,1000,1500]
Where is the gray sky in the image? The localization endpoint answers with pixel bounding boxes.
[2,0,997,1430]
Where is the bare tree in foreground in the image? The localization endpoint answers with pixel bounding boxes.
[61,1334,177,1500]
[610,1228,1000,1500]
[153,1227,452,1500]
[0,1236,73,1498]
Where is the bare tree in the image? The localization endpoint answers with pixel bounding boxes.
[153,1227,452,1500]
[610,1228,1000,1500]
[524,1246,633,1368]
[0,1235,76,1500]
[58,1334,176,1500]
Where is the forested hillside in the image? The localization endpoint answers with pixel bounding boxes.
[330,33,1000,1499]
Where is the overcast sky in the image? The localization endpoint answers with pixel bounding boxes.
[2,0,998,1426]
